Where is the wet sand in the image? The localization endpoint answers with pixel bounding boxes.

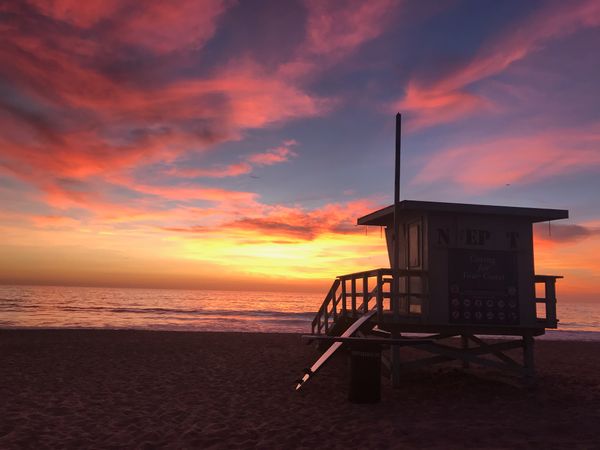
[1,329,599,448]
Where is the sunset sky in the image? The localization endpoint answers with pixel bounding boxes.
[1,0,599,300]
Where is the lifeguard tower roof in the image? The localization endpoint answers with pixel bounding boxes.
[357,200,568,226]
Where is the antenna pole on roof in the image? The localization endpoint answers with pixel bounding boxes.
[395,112,401,205]
[393,114,402,273]
[392,114,401,307]
[391,113,402,387]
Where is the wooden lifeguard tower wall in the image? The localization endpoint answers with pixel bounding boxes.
[301,114,568,388]
[355,200,567,330]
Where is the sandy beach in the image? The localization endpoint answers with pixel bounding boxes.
[1,329,599,449]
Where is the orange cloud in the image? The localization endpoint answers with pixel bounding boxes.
[533,227,600,303]
[159,198,389,281]
[164,199,380,242]
[30,214,82,228]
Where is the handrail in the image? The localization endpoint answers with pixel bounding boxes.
[337,268,427,280]
[534,275,560,328]
[312,279,340,334]
[312,271,561,335]
[311,268,428,335]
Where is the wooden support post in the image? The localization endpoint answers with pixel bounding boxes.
[363,275,369,313]
[461,335,470,369]
[340,281,346,317]
[392,273,400,322]
[332,287,337,320]
[391,331,402,388]
[340,278,348,313]
[351,278,357,317]
[392,113,402,322]
[404,272,410,315]
[523,335,536,387]
[546,278,557,326]
[376,272,383,324]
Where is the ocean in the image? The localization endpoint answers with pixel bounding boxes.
[1,285,599,340]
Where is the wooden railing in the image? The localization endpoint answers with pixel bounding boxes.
[311,268,428,335]
[534,275,561,328]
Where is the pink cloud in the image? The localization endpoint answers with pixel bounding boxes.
[132,183,258,205]
[0,6,333,226]
[304,0,399,57]
[167,140,298,179]
[247,141,298,166]
[279,0,400,79]
[397,0,600,129]
[195,60,334,130]
[0,6,331,182]
[400,83,490,130]
[169,163,253,179]
[25,0,122,27]
[414,124,600,190]
[27,0,232,53]
[116,0,231,53]
[0,0,408,240]
[0,0,396,216]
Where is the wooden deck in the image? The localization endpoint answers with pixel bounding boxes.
[307,269,561,386]
[311,269,559,335]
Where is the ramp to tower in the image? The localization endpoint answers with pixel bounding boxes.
[295,310,376,390]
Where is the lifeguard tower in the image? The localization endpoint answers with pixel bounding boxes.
[296,114,568,399]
